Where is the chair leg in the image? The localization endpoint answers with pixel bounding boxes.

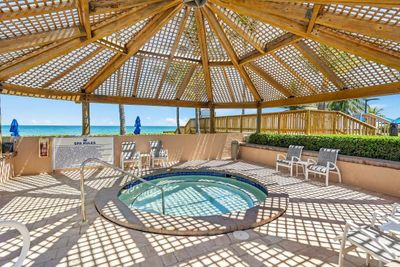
[276,164,279,172]
[338,239,347,267]
[290,165,293,177]
[305,169,309,181]
[325,172,329,186]
[365,254,370,266]
[337,169,342,184]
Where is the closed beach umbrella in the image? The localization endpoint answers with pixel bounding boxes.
[134,116,141,135]
[10,119,20,137]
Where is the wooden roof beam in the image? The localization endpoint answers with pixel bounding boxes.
[293,40,345,89]
[155,7,190,99]
[307,4,322,34]
[89,0,163,14]
[248,0,400,7]
[84,4,182,94]
[0,27,84,54]
[0,1,179,80]
[262,82,400,108]
[202,7,262,102]
[213,0,400,69]
[77,0,92,39]
[196,9,213,102]
[247,63,293,98]
[96,40,128,54]
[176,65,197,100]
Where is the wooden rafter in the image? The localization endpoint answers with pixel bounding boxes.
[89,0,164,14]
[271,53,319,94]
[176,65,196,100]
[155,7,190,99]
[222,68,236,102]
[263,81,400,108]
[43,48,103,88]
[132,58,143,97]
[96,40,128,54]
[0,28,84,54]
[0,1,180,80]
[248,0,400,7]
[202,7,262,101]
[207,4,264,54]
[247,63,293,98]
[212,0,400,69]
[85,4,182,93]
[306,4,322,34]
[293,41,345,89]
[77,0,92,39]
[196,8,213,102]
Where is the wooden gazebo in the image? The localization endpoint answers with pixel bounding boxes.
[0,0,399,133]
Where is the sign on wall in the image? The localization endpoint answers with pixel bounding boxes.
[39,138,50,158]
[52,137,114,170]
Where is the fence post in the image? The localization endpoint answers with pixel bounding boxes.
[305,110,311,135]
[225,116,228,133]
[277,114,281,134]
[332,113,337,134]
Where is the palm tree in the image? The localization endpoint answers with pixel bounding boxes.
[176,107,181,134]
[119,104,126,135]
[327,99,364,115]
[368,106,384,116]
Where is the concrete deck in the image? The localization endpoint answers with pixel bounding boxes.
[0,160,399,267]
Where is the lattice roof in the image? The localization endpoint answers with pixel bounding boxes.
[0,0,399,108]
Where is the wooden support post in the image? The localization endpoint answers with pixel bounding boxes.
[82,101,90,136]
[210,106,216,134]
[256,103,262,133]
[225,117,228,133]
[240,115,243,133]
[332,113,337,134]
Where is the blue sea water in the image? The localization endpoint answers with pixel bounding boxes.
[1,125,176,136]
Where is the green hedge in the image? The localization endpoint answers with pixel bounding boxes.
[248,133,400,161]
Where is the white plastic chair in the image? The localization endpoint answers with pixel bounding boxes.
[0,220,30,267]
[120,141,141,171]
[275,145,303,177]
[372,203,400,237]
[149,140,168,168]
[305,148,342,186]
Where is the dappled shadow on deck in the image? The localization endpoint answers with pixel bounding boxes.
[0,161,398,267]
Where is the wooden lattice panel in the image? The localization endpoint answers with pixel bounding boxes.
[224,66,254,102]
[159,60,194,100]
[141,9,186,56]
[324,4,400,25]
[6,43,99,88]
[181,65,207,102]
[0,9,79,39]
[254,55,311,97]
[210,67,233,103]
[245,66,286,101]
[304,39,400,89]
[216,5,286,49]
[135,56,166,99]
[174,8,200,60]
[204,17,229,62]
[0,0,74,13]
[102,17,149,47]
[50,47,116,92]
[0,47,40,65]
[275,45,337,93]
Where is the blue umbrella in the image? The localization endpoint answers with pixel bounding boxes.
[393,117,400,124]
[134,116,141,135]
[10,119,20,137]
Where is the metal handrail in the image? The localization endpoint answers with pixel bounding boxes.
[80,158,165,223]
[0,220,30,267]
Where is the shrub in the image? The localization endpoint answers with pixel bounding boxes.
[248,133,400,161]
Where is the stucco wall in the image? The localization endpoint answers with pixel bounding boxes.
[239,144,400,197]
[9,133,243,176]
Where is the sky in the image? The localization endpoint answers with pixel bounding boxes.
[1,94,400,126]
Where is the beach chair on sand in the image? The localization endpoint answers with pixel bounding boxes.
[149,140,168,168]
[305,148,341,186]
[337,221,400,267]
[276,145,304,177]
[120,142,141,171]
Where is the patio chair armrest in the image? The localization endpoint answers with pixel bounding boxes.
[327,162,339,171]
[307,158,317,164]
[277,154,286,160]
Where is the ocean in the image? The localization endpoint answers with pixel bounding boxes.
[1,125,177,136]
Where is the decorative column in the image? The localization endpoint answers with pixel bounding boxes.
[256,102,262,133]
[82,101,90,136]
[209,105,215,134]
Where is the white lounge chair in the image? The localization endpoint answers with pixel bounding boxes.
[120,141,141,171]
[305,148,342,186]
[276,145,304,177]
[372,203,400,237]
[337,221,400,267]
[0,220,30,267]
[149,140,168,168]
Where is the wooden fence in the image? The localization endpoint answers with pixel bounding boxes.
[182,110,377,135]
[362,113,392,135]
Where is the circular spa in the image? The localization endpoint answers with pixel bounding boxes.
[95,170,288,235]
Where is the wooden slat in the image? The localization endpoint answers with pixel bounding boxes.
[0,27,84,54]
[132,58,143,97]
[0,1,180,80]
[155,8,190,99]
[247,63,293,98]
[294,40,345,89]
[176,65,196,100]
[222,68,236,102]
[77,0,92,39]
[307,4,322,34]
[202,7,262,101]
[195,9,213,102]
[89,0,163,14]
[85,4,182,93]
[0,2,75,21]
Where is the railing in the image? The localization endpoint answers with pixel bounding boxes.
[80,158,165,223]
[362,113,392,135]
[181,110,377,135]
[0,220,30,267]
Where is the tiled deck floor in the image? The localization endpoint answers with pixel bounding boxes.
[0,160,398,267]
